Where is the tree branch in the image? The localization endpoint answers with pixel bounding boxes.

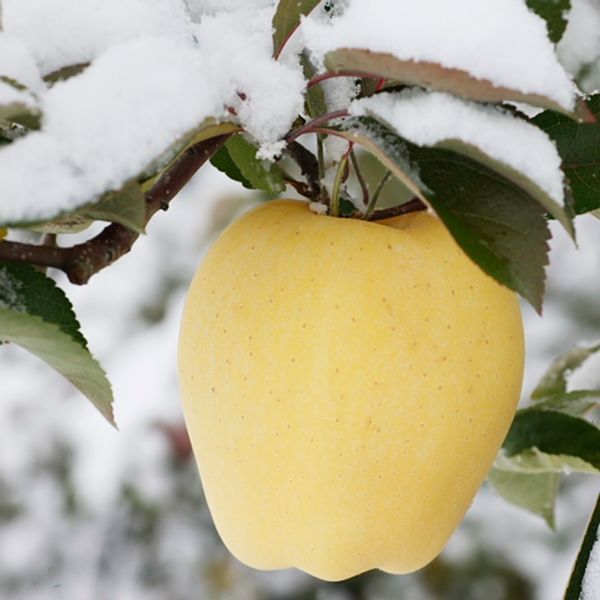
[369,198,428,220]
[0,134,231,285]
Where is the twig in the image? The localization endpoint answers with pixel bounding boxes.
[0,134,231,284]
[370,198,427,221]
[307,71,378,89]
[285,110,349,144]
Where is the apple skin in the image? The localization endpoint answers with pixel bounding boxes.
[178,200,524,581]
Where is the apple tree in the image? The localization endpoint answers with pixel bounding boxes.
[0,0,599,594]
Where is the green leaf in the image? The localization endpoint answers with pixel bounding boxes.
[504,409,600,469]
[488,465,560,528]
[224,135,286,195]
[210,146,254,190]
[324,48,588,121]
[532,342,600,399]
[0,102,41,130]
[0,263,114,424]
[302,51,328,118]
[331,118,551,311]
[142,121,240,184]
[565,494,600,600]
[533,94,600,215]
[490,447,599,527]
[526,0,571,43]
[494,448,599,476]
[0,309,114,425]
[0,77,41,130]
[0,262,86,346]
[532,390,600,416]
[82,180,147,233]
[43,63,89,86]
[272,0,321,59]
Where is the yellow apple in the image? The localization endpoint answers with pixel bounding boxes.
[178,199,524,581]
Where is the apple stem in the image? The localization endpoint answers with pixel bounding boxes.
[364,170,392,219]
[350,148,370,209]
[331,144,352,217]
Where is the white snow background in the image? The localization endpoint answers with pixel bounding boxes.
[0,0,600,598]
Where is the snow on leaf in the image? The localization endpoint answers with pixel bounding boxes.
[0,38,229,226]
[352,90,573,235]
[3,0,194,75]
[303,0,579,116]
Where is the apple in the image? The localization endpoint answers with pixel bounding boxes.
[178,199,524,581]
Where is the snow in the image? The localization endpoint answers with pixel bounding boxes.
[0,38,228,224]
[191,8,305,146]
[0,34,44,92]
[582,526,600,600]
[352,89,565,203]
[558,0,600,92]
[185,0,275,19]
[0,2,305,226]
[303,0,577,111]
[0,79,37,110]
[3,0,194,75]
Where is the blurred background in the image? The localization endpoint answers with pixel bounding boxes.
[0,160,599,600]
[1,0,600,596]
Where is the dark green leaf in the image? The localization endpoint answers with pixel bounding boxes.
[526,0,571,43]
[565,494,600,600]
[532,342,600,399]
[488,466,559,528]
[210,146,254,190]
[224,135,286,195]
[0,308,114,425]
[504,409,600,469]
[0,261,86,347]
[533,94,600,215]
[272,0,321,59]
[301,52,328,118]
[332,118,551,311]
[0,263,114,424]
[82,180,147,233]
